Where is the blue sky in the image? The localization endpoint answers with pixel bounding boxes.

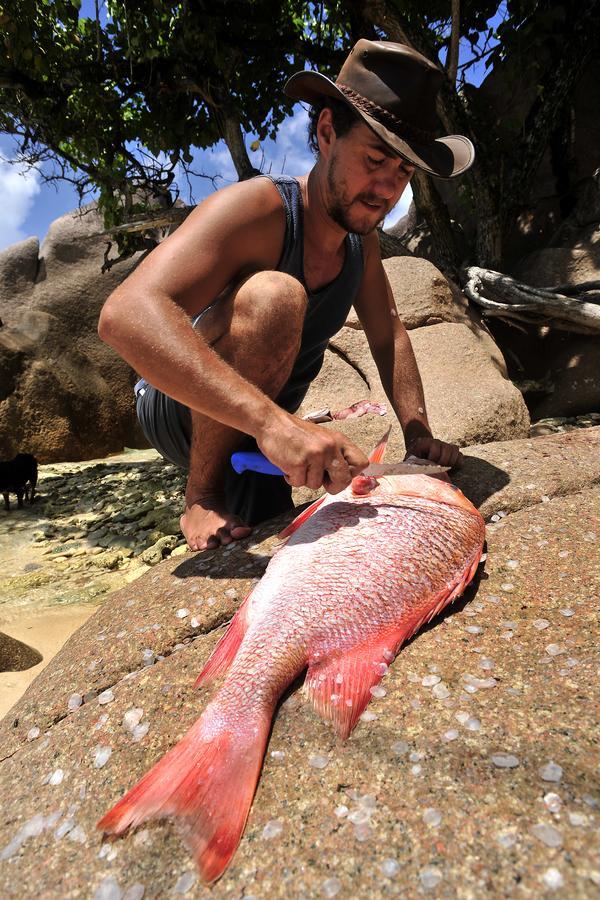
[0,5,501,251]
[0,107,322,249]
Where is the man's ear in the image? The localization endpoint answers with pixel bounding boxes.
[316,107,336,159]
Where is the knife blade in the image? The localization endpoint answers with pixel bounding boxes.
[230,451,449,478]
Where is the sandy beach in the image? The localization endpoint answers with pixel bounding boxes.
[0,603,97,719]
[0,448,168,721]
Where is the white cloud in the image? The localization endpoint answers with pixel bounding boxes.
[258,106,314,177]
[0,159,40,249]
[185,108,313,198]
[205,143,238,184]
[384,184,413,229]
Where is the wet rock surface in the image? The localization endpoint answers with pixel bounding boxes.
[0,429,598,898]
[0,449,188,615]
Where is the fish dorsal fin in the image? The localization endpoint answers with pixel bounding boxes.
[305,632,402,740]
[369,426,392,464]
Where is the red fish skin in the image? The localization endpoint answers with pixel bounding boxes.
[98,473,485,882]
[227,474,484,709]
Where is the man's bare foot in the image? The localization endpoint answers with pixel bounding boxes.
[180,496,252,551]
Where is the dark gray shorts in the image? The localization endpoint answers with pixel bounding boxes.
[136,380,192,470]
[134,301,213,470]
[134,379,294,525]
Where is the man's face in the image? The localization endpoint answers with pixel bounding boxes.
[324,120,415,235]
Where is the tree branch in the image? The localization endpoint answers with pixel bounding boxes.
[447,0,460,85]
[462,267,600,334]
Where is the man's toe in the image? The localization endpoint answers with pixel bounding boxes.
[215,526,234,545]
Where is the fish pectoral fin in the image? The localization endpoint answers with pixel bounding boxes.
[305,635,399,741]
[194,591,253,689]
[277,494,328,540]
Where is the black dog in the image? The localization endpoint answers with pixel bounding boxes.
[0,453,38,511]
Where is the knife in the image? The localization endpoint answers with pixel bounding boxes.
[230,451,449,477]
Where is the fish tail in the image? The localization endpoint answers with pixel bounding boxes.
[97,697,272,883]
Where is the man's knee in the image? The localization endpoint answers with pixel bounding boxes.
[235,271,307,337]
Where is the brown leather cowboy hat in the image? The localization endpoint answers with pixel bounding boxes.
[284,39,474,179]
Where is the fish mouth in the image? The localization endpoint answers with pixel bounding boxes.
[351,474,380,496]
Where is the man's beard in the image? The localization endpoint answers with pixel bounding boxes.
[326,157,390,235]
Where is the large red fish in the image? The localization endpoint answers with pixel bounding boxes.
[98,435,485,882]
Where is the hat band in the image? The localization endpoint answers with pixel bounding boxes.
[336,83,435,145]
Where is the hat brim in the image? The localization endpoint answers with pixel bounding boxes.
[284,70,474,179]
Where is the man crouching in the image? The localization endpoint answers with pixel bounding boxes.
[98,40,473,551]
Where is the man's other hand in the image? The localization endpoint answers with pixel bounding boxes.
[405,436,462,469]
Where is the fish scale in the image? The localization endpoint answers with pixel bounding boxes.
[245,492,480,643]
[98,455,485,884]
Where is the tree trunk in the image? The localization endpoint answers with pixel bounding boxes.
[377,228,413,260]
[212,107,259,181]
[409,171,461,272]
[359,0,503,266]
[447,0,460,85]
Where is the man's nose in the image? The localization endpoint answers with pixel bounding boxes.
[372,171,409,200]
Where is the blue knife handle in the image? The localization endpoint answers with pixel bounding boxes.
[230,451,283,476]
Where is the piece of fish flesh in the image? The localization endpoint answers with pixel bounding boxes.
[302,400,387,423]
[98,434,485,882]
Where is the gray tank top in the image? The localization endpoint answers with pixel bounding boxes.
[261,174,364,413]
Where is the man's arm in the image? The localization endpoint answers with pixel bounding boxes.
[98,177,368,489]
[353,233,461,468]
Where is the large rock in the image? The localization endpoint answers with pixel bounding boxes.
[300,321,530,456]
[0,632,42,672]
[0,429,599,897]
[382,256,470,329]
[309,257,527,455]
[0,204,147,462]
[530,335,600,419]
[514,245,600,287]
[409,323,530,445]
[0,237,40,315]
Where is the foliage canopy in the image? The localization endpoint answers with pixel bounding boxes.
[1,0,598,266]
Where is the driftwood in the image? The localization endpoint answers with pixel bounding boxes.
[462,266,600,335]
[105,213,414,261]
[104,207,192,235]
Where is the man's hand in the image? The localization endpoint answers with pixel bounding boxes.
[405,436,462,469]
[257,410,369,493]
